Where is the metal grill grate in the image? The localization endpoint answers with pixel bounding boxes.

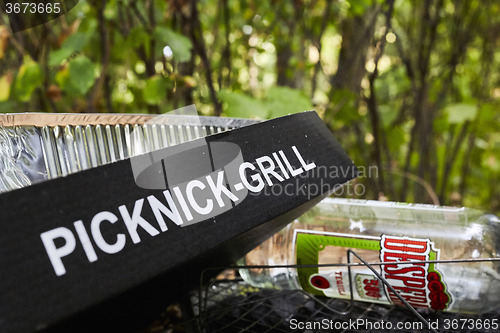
[150,249,500,333]
[155,278,500,333]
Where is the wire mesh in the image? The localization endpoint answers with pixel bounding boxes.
[150,252,500,333]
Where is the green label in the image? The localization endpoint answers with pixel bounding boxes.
[294,230,452,310]
[295,231,380,295]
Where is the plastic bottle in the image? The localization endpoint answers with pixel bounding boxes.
[238,198,500,314]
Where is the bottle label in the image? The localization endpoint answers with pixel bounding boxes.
[294,230,452,310]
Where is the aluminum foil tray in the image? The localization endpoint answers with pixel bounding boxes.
[0,113,257,193]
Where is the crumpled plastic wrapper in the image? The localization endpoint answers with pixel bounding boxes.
[0,113,257,193]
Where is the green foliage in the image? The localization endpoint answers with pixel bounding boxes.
[218,90,268,119]
[12,57,42,102]
[68,56,96,95]
[49,32,89,67]
[348,0,372,16]
[445,103,478,124]
[266,86,313,118]
[328,89,360,126]
[386,126,406,152]
[219,87,311,119]
[154,27,193,62]
[378,105,398,128]
[127,27,150,49]
[143,75,169,105]
[0,0,498,212]
[0,75,11,101]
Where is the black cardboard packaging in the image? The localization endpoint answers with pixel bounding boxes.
[0,112,357,332]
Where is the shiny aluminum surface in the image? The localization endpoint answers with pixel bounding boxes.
[0,114,258,193]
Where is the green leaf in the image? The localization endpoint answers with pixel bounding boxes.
[154,27,193,62]
[62,32,89,52]
[127,26,150,49]
[478,104,495,124]
[349,0,371,16]
[55,66,69,87]
[49,49,74,67]
[49,33,89,67]
[0,101,16,113]
[0,74,12,101]
[143,75,168,104]
[219,87,313,119]
[265,86,313,118]
[13,57,43,102]
[330,89,359,125]
[218,90,269,119]
[446,103,478,124]
[433,113,448,133]
[378,105,398,127]
[386,126,406,151]
[68,56,96,95]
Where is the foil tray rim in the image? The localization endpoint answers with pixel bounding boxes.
[0,113,260,128]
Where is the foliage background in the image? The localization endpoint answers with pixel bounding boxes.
[0,0,499,212]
